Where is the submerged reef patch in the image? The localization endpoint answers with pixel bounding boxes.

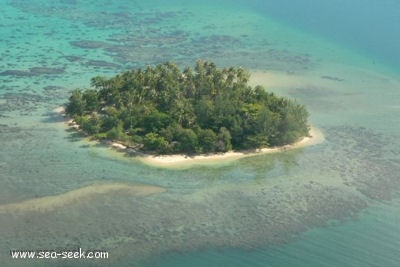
[0,178,367,266]
[0,67,65,77]
[323,126,400,200]
[84,60,122,69]
[69,40,110,49]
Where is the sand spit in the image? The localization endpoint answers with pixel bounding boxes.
[0,183,165,213]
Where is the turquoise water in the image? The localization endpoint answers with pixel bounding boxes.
[1,1,400,266]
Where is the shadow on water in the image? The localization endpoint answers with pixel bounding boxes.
[41,112,67,123]
[64,129,85,142]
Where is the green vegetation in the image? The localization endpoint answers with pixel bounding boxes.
[65,60,309,154]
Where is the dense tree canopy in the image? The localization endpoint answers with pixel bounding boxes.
[65,60,309,154]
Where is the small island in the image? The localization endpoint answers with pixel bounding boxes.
[65,60,310,156]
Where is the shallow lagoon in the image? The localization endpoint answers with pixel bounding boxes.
[1,1,400,266]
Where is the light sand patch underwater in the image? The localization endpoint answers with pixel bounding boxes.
[0,182,166,213]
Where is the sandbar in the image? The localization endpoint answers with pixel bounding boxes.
[0,182,166,213]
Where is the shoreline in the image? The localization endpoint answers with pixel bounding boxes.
[136,126,324,168]
[55,106,324,168]
[53,106,324,168]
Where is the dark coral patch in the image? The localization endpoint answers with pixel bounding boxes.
[84,60,121,69]
[0,67,64,77]
[70,40,110,49]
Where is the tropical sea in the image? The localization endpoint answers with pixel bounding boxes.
[0,0,399,266]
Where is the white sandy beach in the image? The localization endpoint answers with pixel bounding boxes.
[58,114,323,168]
[137,126,324,168]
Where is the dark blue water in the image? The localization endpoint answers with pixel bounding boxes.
[252,0,400,70]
